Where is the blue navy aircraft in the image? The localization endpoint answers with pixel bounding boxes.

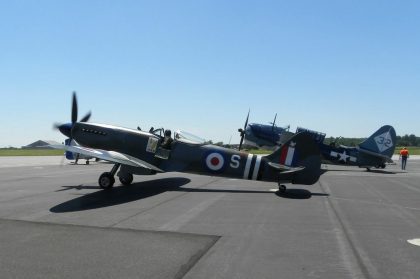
[238,112,291,150]
[238,113,396,171]
[51,93,324,193]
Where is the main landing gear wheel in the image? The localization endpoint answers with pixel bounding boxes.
[119,173,133,186]
[278,184,287,194]
[99,172,115,189]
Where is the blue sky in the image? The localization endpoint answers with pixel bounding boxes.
[1,0,419,147]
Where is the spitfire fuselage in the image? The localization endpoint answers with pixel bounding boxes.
[71,122,320,185]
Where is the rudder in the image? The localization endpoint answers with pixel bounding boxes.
[266,132,321,185]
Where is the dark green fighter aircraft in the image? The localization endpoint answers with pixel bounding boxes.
[52,93,322,193]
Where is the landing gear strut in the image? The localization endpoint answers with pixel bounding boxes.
[99,164,121,189]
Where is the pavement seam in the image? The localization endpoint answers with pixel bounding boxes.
[0,217,220,239]
[320,180,374,279]
[174,235,221,279]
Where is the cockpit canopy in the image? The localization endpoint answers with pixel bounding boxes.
[149,127,206,145]
[174,130,206,145]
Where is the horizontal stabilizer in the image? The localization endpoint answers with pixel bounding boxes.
[267,162,305,173]
[357,147,394,163]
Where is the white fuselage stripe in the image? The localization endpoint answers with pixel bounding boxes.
[285,147,295,166]
[252,155,262,180]
[243,154,253,179]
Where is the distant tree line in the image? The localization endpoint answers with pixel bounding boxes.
[396,134,420,147]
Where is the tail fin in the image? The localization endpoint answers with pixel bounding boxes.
[266,132,321,185]
[358,125,396,158]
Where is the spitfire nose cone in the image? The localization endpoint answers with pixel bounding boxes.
[58,123,73,138]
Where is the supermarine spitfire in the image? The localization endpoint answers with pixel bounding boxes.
[52,93,323,193]
[238,112,396,171]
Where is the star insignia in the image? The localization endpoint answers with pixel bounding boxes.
[338,151,350,162]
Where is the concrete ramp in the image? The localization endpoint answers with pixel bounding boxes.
[0,219,219,279]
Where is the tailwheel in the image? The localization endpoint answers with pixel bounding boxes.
[99,172,115,189]
[278,184,287,194]
[119,173,133,186]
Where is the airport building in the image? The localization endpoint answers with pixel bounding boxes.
[22,140,60,149]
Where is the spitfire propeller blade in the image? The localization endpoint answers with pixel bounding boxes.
[53,123,62,130]
[80,111,91,122]
[71,92,78,124]
[238,109,250,151]
[54,91,92,139]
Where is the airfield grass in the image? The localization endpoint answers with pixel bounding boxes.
[395,146,420,155]
[247,146,420,155]
[245,149,271,155]
[0,149,64,156]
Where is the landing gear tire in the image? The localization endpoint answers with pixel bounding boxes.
[278,184,287,194]
[99,172,115,189]
[86,160,90,165]
[381,164,386,169]
[119,173,133,186]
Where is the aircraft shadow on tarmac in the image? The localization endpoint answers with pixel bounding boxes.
[50,177,191,213]
[275,189,329,199]
[50,178,329,213]
[178,187,329,200]
[324,168,398,174]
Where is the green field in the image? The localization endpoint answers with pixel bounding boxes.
[0,149,64,156]
[394,146,420,155]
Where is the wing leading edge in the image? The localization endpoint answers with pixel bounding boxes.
[49,144,164,172]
